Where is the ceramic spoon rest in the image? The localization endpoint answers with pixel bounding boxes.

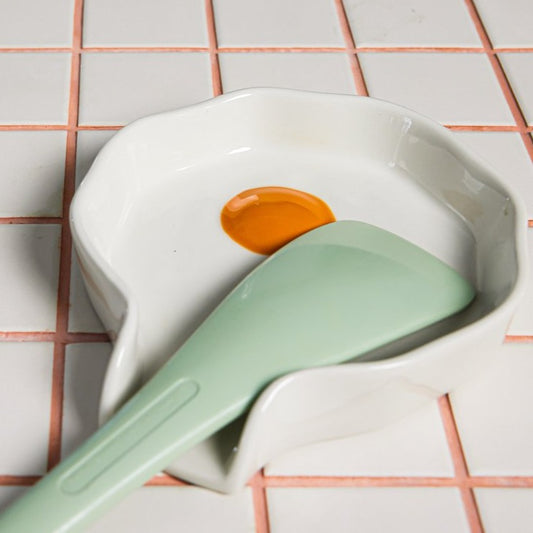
[69,88,527,493]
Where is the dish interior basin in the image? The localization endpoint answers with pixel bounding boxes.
[71,89,527,493]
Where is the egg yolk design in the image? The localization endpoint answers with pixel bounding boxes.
[221,186,336,255]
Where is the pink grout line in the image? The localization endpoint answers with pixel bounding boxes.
[439,395,484,533]
[0,217,62,225]
[0,124,123,131]
[464,0,533,161]
[467,476,533,487]
[264,476,460,488]
[493,47,533,53]
[0,124,68,131]
[4,471,533,489]
[218,46,347,53]
[505,335,533,343]
[82,46,209,53]
[249,471,271,533]
[2,45,533,54]
[445,124,531,131]
[3,471,533,488]
[46,0,84,472]
[76,125,123,131]
[0,331,110,342]
[0,123,530,133]
[264,476,533,488]
[333,0,368,96]
[262,475,533,488]
[0,48,72,53]
[0,476,41,487]
[145,474,189,487]
[205,0,223,96]
[354,46,484,53]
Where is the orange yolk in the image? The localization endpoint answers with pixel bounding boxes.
[220,186,336,255]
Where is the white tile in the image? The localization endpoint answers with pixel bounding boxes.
[214,0,343,47]
[87,486,255,533]
[0,343,54,475]
[61,343,111,458]
[83,0,208,47]
[220,52,356,95]
[508,230,533,335]
[78,52,212,125]
[267,487,469,533]
[0,225,61,331]
[0,131,66,217]
[69,130,116,333]
[0,53,71,124]
[475,488,533,533]
[75,129,117,186]
[0,0,73,47]
[499,53,533,125]
[453,131,533,219]
[358,52,513,125]
[266,401,453,477]
[344,0,480,47]
[474,0,533,48]
[450,343,533,475]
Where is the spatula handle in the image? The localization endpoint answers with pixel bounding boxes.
[0,367,245,533]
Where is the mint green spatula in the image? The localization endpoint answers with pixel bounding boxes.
[0,221,475,532]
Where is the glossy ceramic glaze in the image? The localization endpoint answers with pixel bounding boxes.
[70,88,528,493]
[220,186,336,255]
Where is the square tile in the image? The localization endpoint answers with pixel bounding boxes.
[75,130,117,186]
[475,488,533,533]
[0,342,54,475]
[499,53,533,125]
[0,0,73,47]
[266,401,453,477]
[68,130,116,333]
[214,0,344,47]
[0,53,71,124]
[450,343,533,475]
[0,131,66,217]
[61,343,111,458]
[507,230,533,335]
[267,487,469,533]
[344,0,480,47]
[83,0,208,47]
[475,0,533,48]
[453,131,533,219]
[87,486,255,533]
[358,52,514,125]
[78,52,212,125]
[219,52,356,94]
[0,225,61,331]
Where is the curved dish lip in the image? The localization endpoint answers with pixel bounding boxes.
[70,86,528,429]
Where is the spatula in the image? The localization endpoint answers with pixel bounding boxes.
[0,221,475,532]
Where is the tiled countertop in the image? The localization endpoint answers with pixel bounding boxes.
[1,1,532,532]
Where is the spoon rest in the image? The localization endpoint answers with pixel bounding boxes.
[69,88,527,493]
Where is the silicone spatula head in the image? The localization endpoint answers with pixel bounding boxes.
[0,221,475,533]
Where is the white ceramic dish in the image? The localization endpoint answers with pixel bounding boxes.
[70,88,527,493]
